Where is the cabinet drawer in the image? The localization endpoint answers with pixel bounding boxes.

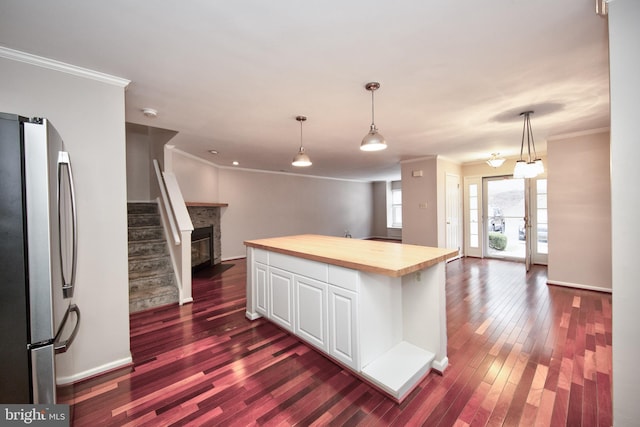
[328,265,359,292]
[253,248,269,264]
[270,252,327,282]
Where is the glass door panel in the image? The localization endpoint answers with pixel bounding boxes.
[532,179,548,265]
[484,177,525,260]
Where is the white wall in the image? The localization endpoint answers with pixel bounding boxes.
[609,0,640,424]
[167,149,374,259]
[401,156,438,246]
[0,56,132,382]
[547,130,611,292]
[167,148,220,203]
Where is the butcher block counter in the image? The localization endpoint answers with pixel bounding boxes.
[244,234,458,403]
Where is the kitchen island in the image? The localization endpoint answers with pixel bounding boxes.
[244,234,458,402]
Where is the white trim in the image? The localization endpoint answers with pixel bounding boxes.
[56,356,133,385]
[431,356,449,373]
[0,46,130,88]
[399,155,437,165]
[547,280,612,294]
[436,155,462,165]
[546,127,610,142]
[168,146,373,183]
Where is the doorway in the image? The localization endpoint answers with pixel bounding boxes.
[484,177,525,260]
[464,175,547,267]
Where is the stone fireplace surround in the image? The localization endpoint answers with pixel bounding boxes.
[186,203,226,266]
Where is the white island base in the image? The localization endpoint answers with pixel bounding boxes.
[244,235,456,403]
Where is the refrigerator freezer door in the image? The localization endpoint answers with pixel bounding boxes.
[31,344,56,404]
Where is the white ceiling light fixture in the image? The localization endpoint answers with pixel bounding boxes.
[141,108,158,118]
[292,115,312,167]
[513,111,544,179]
[486,153,506,168]
[360,82,387,152]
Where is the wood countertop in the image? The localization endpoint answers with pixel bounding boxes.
[244,234,458,277]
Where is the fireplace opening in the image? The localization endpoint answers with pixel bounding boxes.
[192,226,214,271]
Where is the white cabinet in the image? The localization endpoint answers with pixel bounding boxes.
[268,267,294,332]
[328,285,359,371]
[245,237,451,403]
[294,276,328,351]
[254,262,268,317]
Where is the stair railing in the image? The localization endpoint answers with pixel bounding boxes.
[153,159,194,304]
[154,160,181,245]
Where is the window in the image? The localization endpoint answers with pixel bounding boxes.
[536,179,548,255]
[468,183,479,248]
[390,181,402,228]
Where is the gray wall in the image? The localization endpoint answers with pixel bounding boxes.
[126,123,177,201]
[401,157,439,246]
[0,55,131,383]
[547,130,611,291]
[167,149,375,259]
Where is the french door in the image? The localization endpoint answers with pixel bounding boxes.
[464,176,547,268]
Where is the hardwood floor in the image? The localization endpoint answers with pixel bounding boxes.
[63,257,612,426]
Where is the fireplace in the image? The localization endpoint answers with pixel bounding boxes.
[191,225,214,271]
[186,203,225,267]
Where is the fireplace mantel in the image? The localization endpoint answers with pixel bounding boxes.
[185,202,228,207]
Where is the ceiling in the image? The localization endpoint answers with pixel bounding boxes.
[0,1,610,181]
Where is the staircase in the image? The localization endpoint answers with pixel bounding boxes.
[128,202,179,312]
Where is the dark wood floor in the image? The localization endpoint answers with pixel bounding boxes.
[63,257,612,426]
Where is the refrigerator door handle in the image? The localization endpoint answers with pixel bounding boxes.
[54,304,80,354]
[58,151,77,299]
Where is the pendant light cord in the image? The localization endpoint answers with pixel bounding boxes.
[520,113,526,160]
[299,119,303,150]
[371,90,376,128]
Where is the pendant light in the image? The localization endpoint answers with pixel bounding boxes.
[486,153,506,168]
[360,82,387,151]
[513,111,544,179]
[292,115,312,167]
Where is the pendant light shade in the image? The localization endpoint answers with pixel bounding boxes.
[513,111,544,179]
[361,82,387,151]
[292,115,312,167]
[486,153,506,168]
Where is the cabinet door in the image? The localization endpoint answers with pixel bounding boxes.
[328,285,359,370]
[254,262,268,317]
[295,276,328,351]
[269,267,294,332]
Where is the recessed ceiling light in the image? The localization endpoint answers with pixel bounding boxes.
[208,150,218,155]
[141,108,158,118]
[232,161,239,166]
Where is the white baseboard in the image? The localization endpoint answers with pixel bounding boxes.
[56,356,133,385]
[547,280,612,294]
[222,255,246,261]
[432,357,449,373]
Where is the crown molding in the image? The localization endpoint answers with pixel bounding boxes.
[167,146,371,183]
[0,46,130,88]
[546,127,610,141]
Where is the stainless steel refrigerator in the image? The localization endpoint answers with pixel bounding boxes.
[0,113,80,404]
